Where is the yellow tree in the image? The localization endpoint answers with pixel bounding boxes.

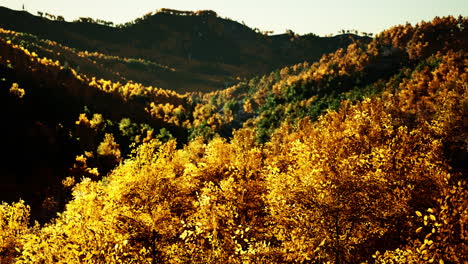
[264,97,450,263]
[0,201,32,263]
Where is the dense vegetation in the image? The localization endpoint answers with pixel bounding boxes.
[0,10,466,263]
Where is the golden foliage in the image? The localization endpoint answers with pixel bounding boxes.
[9,82,25,98]
[374,181,467,263]
[0,201,32,263]
[0,17,466,264]
[97,133,122,162]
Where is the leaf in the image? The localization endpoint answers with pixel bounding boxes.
[319,238,326,247]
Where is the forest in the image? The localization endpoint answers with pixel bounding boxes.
[0,8,467,264]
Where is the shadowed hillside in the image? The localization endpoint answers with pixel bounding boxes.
[0,6,369,93]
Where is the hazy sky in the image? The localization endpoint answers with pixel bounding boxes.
[1,0,466,36]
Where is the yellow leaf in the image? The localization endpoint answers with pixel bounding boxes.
[319,238,326,247]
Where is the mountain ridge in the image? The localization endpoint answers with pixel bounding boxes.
[0,6,370,93]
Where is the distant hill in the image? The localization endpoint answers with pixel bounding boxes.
[0,6,370,93]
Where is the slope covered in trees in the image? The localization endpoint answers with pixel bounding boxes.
[189,16,467,142]
[0,33,191,222]
[0,6,367,93]
[0,14,467,263]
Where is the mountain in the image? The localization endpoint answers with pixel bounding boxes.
[0,9,466,264]
[0,6,369,93]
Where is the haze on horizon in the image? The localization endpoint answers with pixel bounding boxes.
[1,0,466,36]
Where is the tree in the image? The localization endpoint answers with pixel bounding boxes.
[97,133,122,170]
[264,96,450,262]
[0,201,31,263]
[9,83,25,98]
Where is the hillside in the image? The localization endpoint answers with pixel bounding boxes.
[0,12,467,264]
[187,16,468,142]
[0,6,369,93]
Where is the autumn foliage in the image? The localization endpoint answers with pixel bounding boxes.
[0,16,466,263]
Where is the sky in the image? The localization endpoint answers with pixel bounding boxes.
[1,0,466,36]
